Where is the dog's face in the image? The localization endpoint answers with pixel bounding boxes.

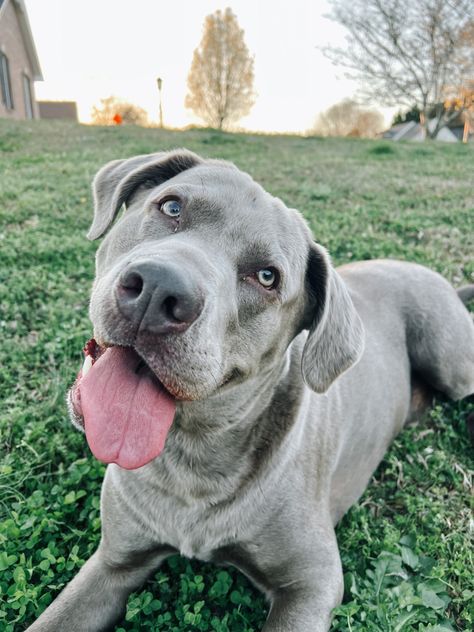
[69,151,364,470]
[90,152,311,400]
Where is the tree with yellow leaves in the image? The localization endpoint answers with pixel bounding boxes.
[91,96,148,126]
[443,82,474,142]
[185,8,255,130]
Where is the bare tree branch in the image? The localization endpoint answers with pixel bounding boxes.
[325,0,474,138]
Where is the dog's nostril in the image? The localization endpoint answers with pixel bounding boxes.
[116,262,203,332]
[162,295,180,322]
[120,272,144,299]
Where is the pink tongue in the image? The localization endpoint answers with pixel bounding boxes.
[79,347,176,470]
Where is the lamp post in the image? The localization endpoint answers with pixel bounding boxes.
[157,77,163,128]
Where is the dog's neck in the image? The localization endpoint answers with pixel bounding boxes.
[146,334,308,504]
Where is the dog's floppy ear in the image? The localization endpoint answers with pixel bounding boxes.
[88,149,202,240]
[301,243,365,393]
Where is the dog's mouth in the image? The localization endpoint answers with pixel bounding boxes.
[69,339,176,470]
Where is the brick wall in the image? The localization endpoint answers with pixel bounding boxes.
[0,0,39,120]
[38,101,78,121]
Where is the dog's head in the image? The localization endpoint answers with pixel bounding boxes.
[68,150,364,469]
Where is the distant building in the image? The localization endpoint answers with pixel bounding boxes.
[0,0,42,120]
[382,117,472,142]
[38,101,78,121]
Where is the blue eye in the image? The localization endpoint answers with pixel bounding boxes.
[257,268,277,288]
[159,198,181,218]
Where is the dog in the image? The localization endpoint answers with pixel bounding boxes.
[28,150,474,631]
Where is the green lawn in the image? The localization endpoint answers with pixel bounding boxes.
[0,120,473,631]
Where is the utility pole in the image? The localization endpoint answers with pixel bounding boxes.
[157,77,164,128]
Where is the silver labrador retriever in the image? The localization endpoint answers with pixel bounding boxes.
[28,150,474,632]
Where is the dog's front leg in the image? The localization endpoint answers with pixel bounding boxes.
[219,511,343,632]
[26,545,171,632]
[261,522,343,632]
[263,573,342,632]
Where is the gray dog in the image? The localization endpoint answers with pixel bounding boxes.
[28,150,474,632]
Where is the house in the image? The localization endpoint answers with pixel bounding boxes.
[382,117,472,142]
[38,101,78,121]
[0,0,42,120]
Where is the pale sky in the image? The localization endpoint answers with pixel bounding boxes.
[25,0,393,133]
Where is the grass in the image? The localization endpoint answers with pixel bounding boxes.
[0,120,473,631]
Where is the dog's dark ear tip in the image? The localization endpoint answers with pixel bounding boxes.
[302,373,330,395]
[86,220,108,241]
[302,326,365,394]
[86,231,99,241]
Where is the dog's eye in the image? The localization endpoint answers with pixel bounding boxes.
[257,268,278,289]
[159,199,181,218]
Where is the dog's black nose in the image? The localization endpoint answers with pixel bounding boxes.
[116,261,204,334]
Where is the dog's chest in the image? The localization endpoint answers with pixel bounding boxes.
[156,500,232,559]
[108,463,264,561]
[141,487,263,560]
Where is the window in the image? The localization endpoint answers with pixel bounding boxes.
[0,52,13,110]
[23,74,33,119]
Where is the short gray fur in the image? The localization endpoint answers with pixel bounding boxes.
[27,150,474,632]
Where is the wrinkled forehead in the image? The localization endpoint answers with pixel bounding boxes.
[150,162,310,277]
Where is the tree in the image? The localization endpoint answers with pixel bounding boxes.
[392,105,422,126]
[443,80,474,140]
[325,0,474,139]
[185,8,256,130]
[313,99,384,137]
[91,96,148,126]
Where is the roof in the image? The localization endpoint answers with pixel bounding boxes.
[0,0,43,80]
[382,121,419,141]
[382,120,464,142]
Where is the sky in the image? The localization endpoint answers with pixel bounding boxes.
[25,0,394,133]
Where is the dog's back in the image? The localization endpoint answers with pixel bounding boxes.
[326,259,474,521]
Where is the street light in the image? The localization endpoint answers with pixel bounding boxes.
[157,77,163,128]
